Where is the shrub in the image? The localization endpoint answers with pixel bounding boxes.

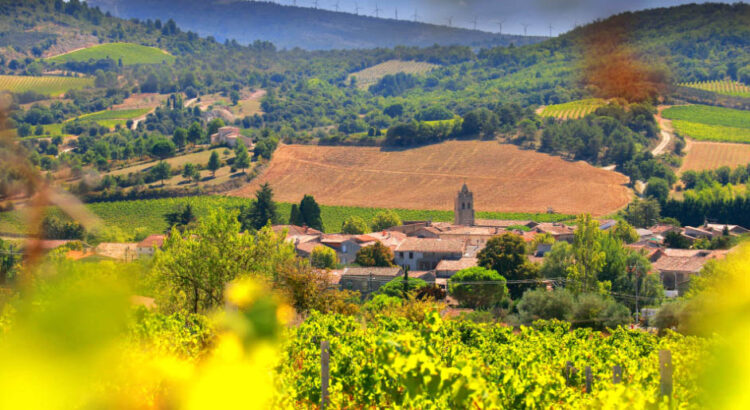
[378,277,427,298]
[449,266,507,309]
[310,246,337,269]
[517,288,575,324]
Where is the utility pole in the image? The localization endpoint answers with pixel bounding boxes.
[402,265,410,299]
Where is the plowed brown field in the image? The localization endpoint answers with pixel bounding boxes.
[680,140,750,173]
[231,141,632,215]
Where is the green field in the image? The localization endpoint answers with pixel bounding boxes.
[0,75,93,96]
[24,108,151,138]
[46,43,176,66]
[663,105,750,143]
[680,79,750,98]
[540,98,606,119]
[347,60,438,89]
[0,196,573,237]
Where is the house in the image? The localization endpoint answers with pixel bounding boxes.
[95,242,138,261]
[136,234,165,258]
[395,238,465,271]
[682,226,714,242]
[474,219,537,229]
[338,266,404,295]
[273,225,324,258]
[320,234,378,264]
[210,126,254,148]
[651,248,729,296]
[598,219,618,231]
[704,223,749,237]
[366,230,407,252]
[435,257,478,278]
[533,223,575,242]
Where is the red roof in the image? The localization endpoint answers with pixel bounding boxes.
[137,234,165,249]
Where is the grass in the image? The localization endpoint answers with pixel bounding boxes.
[0,75,93,96]
[680,80,750,98]
[0,197,574,237]
[22,108,151,139]
[46,43,175,65]
[347,60,438,89]
[539,98,607,119]
[663,105,750,143]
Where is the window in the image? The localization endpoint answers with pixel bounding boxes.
[409,252,413,259]
[462,203,465,209]
[399,252,404,258]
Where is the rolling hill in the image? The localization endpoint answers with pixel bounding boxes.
[46,43,175,66]
[86,0,544,50]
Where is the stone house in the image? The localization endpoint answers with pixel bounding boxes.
[395,238,465,271]
[136,234,165,258]
[210,126,254,149]
[338,266,404,295]
[435,257,478,278]
[651,248,729,296]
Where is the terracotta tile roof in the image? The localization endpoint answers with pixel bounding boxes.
[435,257,477,272]
[649,224,680,235]
[272,225,323,237]
[295,240,322,256]
[137,235,165,249]
[474,219,533,228]
[396,238,465,253]
[534,223,575,236]
[652,249,728,274]
[341,267,403,278]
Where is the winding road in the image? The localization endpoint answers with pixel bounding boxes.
[652,105,674,156]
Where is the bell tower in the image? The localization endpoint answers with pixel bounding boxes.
[454,184,475,226]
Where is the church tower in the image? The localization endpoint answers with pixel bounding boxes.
[454,184,475,226]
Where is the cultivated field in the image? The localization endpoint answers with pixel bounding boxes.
[680,80,750,98]
[348,60,438,89]
[0,75,93,96]
[46,43,176,65]
[232,141,631,215]
[28,108,151,138]
[680,140,750,172]
[539,98,606,119]
[111,93,170,110]
[663,104,750,143]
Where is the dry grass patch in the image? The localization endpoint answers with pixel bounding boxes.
[231,140,631,215]
[348,60,438,89]
[680,140,750,173]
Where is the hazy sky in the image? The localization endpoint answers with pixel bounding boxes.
[274,0,718,36]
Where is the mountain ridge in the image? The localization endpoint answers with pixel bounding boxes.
[86,0,545,50]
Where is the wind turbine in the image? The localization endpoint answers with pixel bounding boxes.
[312,0,318,9]
[374,4,381,18]
[354,2,359,15]
[521,23,530,36]
[412,9,419,23]
[333,1,339,12]
[447,16,453,27]
[496,19,506,35]
[548,24,554,37]
[395,7,398,20]
[471,16,478,31]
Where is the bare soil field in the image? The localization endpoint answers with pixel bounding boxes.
[231,141,632,215]
[111,93,170,110]
[347,60,438,90]
[680,139,750,173]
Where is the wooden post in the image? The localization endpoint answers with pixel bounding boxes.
[585,366,592,393]
[613,365,622,384]
[659,350,673,399]
[565,361,574,386]
[321,340,330,409]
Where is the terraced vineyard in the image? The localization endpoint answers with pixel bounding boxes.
[680,80,750,98]
[348,60,438,89]
[46,42,175,65]
[663,104,750,143]
[539,99,607,119]
[0,75,93,96]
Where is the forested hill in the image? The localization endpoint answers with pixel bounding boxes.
[86,0,543,50]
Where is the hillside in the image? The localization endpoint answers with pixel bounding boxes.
[46,43,175,66]
[87,0,544,50]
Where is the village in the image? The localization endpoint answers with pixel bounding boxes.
[37,184,746,311]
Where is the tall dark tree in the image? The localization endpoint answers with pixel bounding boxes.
[298,194,323,231]
[477,233,540,299]
[240,183,278,231]
[165,204,196,232]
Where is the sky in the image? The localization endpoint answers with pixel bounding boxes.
[272,0,717,36]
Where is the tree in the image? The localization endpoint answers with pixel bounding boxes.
[41,215,84,240]
[230,90,240,105]
[310,245,337,269]
[571,293,630,330]
[234,141,250,173]
[187,122,203,145]
[664,230,691,249]
[477,233,539,299]
[288,204,301,225]
[517,288,575,324]
[165,204,196,232]
[150,161,171,186]
[540,241,574,279]
[150,139,176,159]
[567,215,606,294]
[355,242,394,267]
[645,177,670,203]
[341,216,368,234]
[297,195,323,231]
[207,118,225,137]
[370,210,401,232]
[173,127,187,149]
[379,276,427,298]
[623,198,661,228]
[153,208,297,313]
[182,163,198,182]
[239,182,278,231]
[610,220,639,244]
[449,266,507,309]
[0,238,19,284]
[207,150,221,177]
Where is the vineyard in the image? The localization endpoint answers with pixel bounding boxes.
[680,80,750,98]
[46,42,176,65]
[76,108,151,128]
[663,105,750,143]
[277,313,712,407]
[539,99,607,120]
[0,75,93,96]
[348,60,438,89]
[0,196,573,237]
